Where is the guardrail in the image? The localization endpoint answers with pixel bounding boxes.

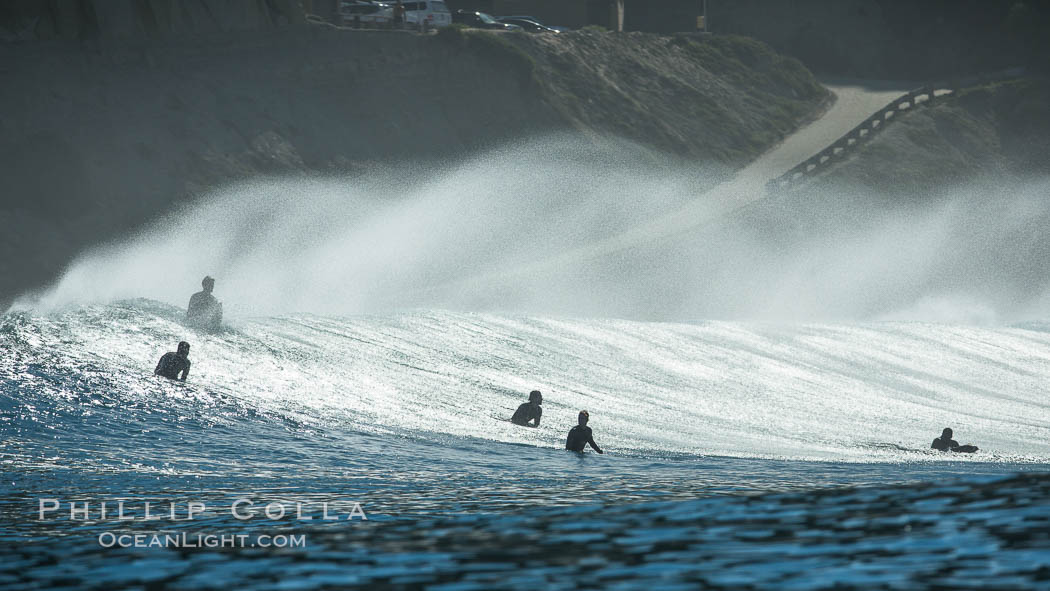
[766,67,1027,193]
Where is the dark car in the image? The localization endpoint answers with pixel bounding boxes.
[497,14,570,31]
[497,17,559,33]
[452,10,522,31]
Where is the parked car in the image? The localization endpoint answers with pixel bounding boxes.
[339,1,392,26]
[402,1,452,28]
[452,10,522,31]
[497,15,571,32]
[497,17,559,33]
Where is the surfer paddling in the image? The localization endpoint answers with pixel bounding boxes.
[154,341,191,382]
[931,427,978,453]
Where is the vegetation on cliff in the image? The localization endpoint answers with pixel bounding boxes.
[502,31,829,165]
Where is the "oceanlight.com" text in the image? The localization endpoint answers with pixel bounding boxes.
[97,532,307,549]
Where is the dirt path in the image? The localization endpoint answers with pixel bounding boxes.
[728,80,915,198]
[448,80,914,291]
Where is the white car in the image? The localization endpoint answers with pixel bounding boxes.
[339,1,392,26]
[402,1,451,28]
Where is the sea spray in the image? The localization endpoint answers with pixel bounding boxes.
[11,137,1050,323]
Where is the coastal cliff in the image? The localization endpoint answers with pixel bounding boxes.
[0,21,827,304]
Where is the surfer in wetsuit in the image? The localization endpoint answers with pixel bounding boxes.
[511,390,543,427]
[931,427,978,453]
[155,341,191,381]
[566,410,603,454]
[187,276,222,330]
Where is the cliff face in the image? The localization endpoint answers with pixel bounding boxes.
[509,32,828,165]
[0,0,304,42]
[707,0,1049,79]
[0,25,827,304]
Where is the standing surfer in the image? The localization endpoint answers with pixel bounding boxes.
[511,390,543,427]
[187,276,223,330]
[565,410,603,454]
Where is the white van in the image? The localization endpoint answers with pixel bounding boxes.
[402,1,452,28]
[340,1,392,26]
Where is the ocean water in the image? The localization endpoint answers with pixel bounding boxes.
[4,159,1050,587]
[5,300,1050,501]
[4,304,1050,588]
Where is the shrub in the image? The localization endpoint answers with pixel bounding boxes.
[435,22,469,44]
[433,27,537,89]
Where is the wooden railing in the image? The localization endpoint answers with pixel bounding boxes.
[766,67,1027,193]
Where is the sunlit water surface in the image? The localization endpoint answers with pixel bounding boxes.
[4,301,1050,515]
